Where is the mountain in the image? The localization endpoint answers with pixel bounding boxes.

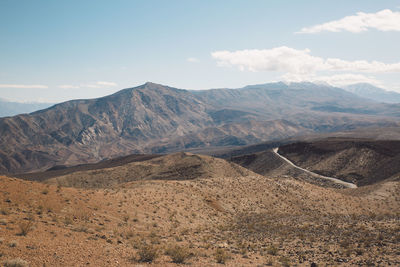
[0,82,213,173]
[1,81,400,174]
[0,98,54,117]
[344,83,400,104]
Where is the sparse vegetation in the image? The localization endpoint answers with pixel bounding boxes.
[0,147,398,266]
[2,258,29,267]
[136,243,158,263]
[17,220,33,236]
[165,244,191,263]
[0,206,10,215]
[215,248,229,264]
[266,245,278,256]
[8,240,18,248]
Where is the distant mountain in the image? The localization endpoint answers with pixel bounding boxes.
[0,98,54,117]
[344,83,400,104]
[1,81,400,174]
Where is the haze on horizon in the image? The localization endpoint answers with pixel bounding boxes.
[1,0,400,103]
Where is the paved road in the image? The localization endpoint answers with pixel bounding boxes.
[272,148,357,189]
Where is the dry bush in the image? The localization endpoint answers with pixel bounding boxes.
[17,220,33,236]
[122,228,135,239]
[0,205,11,215]
[215,248,229,264]
[136,243,158,263]
[2,258,29,267]
[41,188,49,195]
[64,216,73,225]
[8,240,18,247]
[266,245,278,256]
[279,256,290,267]
[165,244,191,263]
[72,208,90,222]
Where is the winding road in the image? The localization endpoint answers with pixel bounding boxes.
[272,148,357,189]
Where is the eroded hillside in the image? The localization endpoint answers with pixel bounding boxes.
[278,139,400,186]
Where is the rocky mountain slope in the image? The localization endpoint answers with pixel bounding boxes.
[277,139,400,186]
[1,82,400,174]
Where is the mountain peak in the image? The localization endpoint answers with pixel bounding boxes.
[143,81,161,87]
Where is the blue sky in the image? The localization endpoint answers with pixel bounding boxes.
[1,0,400,102]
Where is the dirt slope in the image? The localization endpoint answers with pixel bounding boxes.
[44,152,251,188]
[0,153,399,266]
[278,139,400,186]
[14,154,162,182]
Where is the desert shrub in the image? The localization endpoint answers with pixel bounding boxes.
[41,188,49,195]
[17,220,33,236]
[64,216,73,225]
[215,248,229,264]
[266,245,278,255]
[165,245,191,263]
[72,208,90,222]
[0,207,9,215]
[123,215,130,223]
[2,258,29,267]
[279,256,290,267]
[265,255,274,265]
[123,228,135,239]
[137,243,158,263]
[8,240,18,247]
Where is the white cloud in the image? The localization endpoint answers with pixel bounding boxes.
[212,47,400,74]
[212,47,324,74]
[0,84,48,89]
[58,85,80,89]
[297,9,400,34]
[58,81,117,89]
[187,57,199,63]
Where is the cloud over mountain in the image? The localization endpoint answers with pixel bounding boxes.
[212,47,400,74]
[212,46,400,87]
[297,9,400,34]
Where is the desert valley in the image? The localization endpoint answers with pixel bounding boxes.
[0,82,399,266]
[1,1,400,266]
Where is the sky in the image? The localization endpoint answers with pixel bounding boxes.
[0,0,400,103]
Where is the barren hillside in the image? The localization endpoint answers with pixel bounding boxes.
[44,153,251,188]
[0,153,399,266]
[278,139,400,186]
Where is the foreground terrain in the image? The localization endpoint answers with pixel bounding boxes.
[1,153,399,266]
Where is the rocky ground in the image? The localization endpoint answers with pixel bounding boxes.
[0,153,399,266]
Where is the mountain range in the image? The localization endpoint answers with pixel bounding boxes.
[344,83,400,104]
[0,98,53,117]
[1,81,400,174]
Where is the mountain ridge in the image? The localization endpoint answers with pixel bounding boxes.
[344,83,400,104]
[1,81,400,174]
